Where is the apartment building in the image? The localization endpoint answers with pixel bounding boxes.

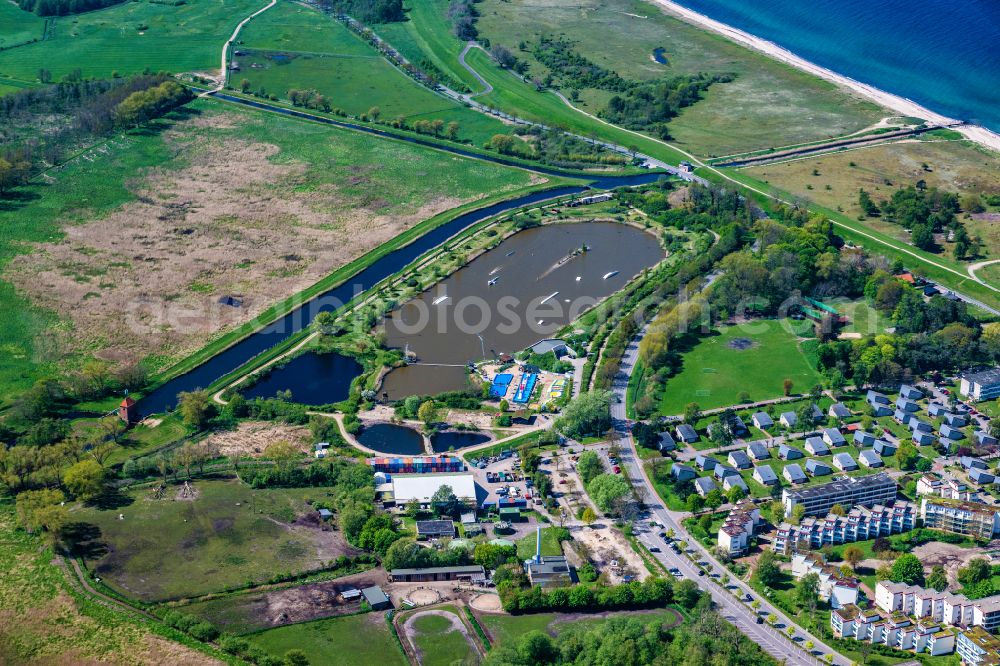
[773,501,915,555]
[916,473,977,501]
[957,626,1000,666]
[876,581,1000,633]
[782,472,897,518]
[831,603,957,657]
[920,497,1000,541]
[790,552,859,609]
[717,498,760,557]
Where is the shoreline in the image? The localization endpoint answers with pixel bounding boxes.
[647,0,1000,154]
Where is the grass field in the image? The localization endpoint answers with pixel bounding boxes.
[0,97,538,398]
[658,319,823,415]
[0,0,266,81]
[475,0,883,157]
[234,2,508,145]
[410,610,477,666]
[0,2,46,50]
[743,138,1000,268]
[0,504,217,664]
[71,478,353,601]
[376,0,483,92]
[250,612,407,666]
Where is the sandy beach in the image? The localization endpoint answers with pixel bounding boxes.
[649,0,1000,154]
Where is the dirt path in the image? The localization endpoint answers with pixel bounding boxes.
[209,0,277,95]
[458,42,493,97]
[969,258,1000,283]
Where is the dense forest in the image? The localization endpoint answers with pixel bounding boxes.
[0,74,191,194]
[17,0,124,16]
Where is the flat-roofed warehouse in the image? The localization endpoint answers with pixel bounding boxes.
[379,472,478,509]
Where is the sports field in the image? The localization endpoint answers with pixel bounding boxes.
[0,0,265,81]
[71,478,357,601]
[250,612,408,666]
[658,319,823,414]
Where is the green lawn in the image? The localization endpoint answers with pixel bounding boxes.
[71,478,344,601]
[658,319,824,415]
[515,526,564,559]
[0,0,266,81]
[249,612,407,666]
[410,610,478,666]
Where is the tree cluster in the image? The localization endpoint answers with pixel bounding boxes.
[556,390,612,439]
[447,0,478,41]
[287,88,331,112]
[498,575,675,613]
[332,0,404,23]
[18,0,123,16]
[600,73,733,139]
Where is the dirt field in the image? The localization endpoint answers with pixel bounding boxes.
[911,541,988,588]
[7,105,536,370]
[203,421,311,458]
[180,568,387,634]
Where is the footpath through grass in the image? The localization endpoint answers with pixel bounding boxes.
[657,319,823,415]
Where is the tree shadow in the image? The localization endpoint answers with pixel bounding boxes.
[84,487,135,510]
[0,187,43,213]
[60,521,109,559]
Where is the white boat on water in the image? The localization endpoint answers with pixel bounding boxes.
[488,277,499,286]
[603,271,619,280]
[575,276,582,281]
[539,291,558,304]
[432,295,449,305]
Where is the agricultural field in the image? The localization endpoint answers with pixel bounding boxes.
[0,97,539,387]
[475,0,884,157]
[657,318,824,415]
[234,2,509,145]
[0,0,265,81]
[0,504,217,665]
[70,478,357,601]
[249,612,408,666]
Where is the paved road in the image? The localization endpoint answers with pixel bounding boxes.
[605,273,846,665]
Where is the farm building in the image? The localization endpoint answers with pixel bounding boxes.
[390,565,486,583]
[362,586,391,610]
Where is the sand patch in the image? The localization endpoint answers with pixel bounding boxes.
[203,421,310,458]
[7,121,469,370]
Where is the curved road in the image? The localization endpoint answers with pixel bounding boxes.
[607,276,844,665]
[209,0,276,95]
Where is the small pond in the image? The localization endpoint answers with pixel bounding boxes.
[240,351,362,405]
[356,423,425,455]
[430,431,491,452]
[652,47,668,64]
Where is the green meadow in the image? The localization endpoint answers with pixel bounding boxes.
[658,318,823,415]
[0,2,47,50]
[249,613,408,666]
[234,1,509,145]
[0,0,265,81]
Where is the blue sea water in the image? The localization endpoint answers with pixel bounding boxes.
[669,0,1000,132]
